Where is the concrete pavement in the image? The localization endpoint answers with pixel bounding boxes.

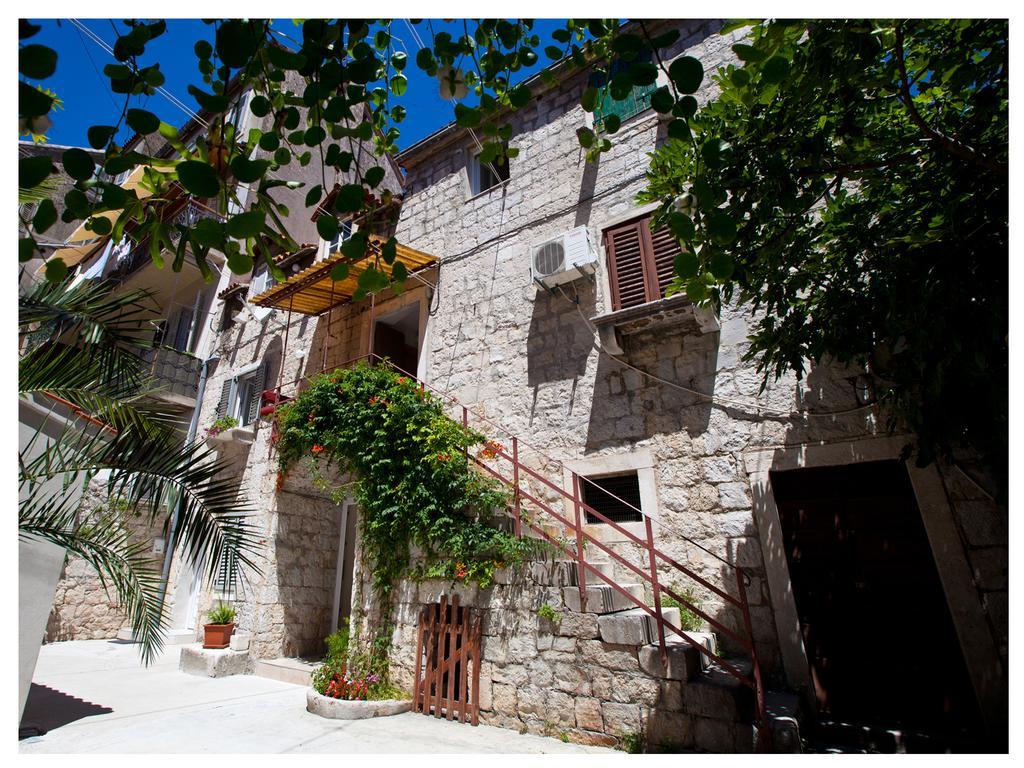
[19,639,613,754]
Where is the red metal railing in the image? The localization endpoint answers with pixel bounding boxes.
[266,352,769,747]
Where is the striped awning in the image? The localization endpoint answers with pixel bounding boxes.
[249,235,437,316]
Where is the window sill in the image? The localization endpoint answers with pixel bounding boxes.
[208,425,255,448]
[465,179,510,204]
[591,294,720,353]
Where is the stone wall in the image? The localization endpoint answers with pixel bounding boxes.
[46,478,166,642]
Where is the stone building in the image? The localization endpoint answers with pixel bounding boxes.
[36,18,1006,753]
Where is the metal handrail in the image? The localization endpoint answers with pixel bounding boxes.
[265,352,770,747]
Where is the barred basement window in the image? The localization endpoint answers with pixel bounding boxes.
[581,472,644,524]
[603,213,681,311]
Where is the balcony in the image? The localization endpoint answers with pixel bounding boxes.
[111,200,221,281]
[140,346,202,406]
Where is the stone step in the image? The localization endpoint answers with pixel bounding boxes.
[531,559,615,587]
[682,657,757,725]
[561,582,644,614]
[597,607,681,646]
[638,631,718,681]
[252,656,320,687]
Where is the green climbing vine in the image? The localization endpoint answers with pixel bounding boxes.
[275,362,541,679]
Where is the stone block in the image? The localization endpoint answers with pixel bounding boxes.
[638,640,702,681]
[646,709,694,751]
[562,583,645,614]
[229,632,250,651]
[598,607,681,646]
[547,690,575,727]
[601,702,641,736]
[516,684,548,719]
[693,716,736,752]
[492,683,518,716]
[578,640,640,672]
[556,612,599,639]
[561,695,601,735]
[179,645,251,678]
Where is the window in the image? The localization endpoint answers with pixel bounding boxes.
[580,472,644,524]
[213,549,238,599]
[214,363,266,427]
[603,213,681,311]
[593,55,657,132]
[326,220,354,255]
[250,263,274,297]
[469,147,510,195]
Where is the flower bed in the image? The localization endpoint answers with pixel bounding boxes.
[305,689,411,720]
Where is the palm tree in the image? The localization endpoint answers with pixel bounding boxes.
[19,276,261,663]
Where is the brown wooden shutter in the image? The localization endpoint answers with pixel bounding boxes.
[215,379,233,419]
[604,214,682,311]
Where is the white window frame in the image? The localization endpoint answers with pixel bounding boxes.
[468,147,511,196]
[561,448,659,543]
[227,362,263,427]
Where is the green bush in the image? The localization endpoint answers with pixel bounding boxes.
[659,585,703,632]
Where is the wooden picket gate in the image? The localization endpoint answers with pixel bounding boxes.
[413,594,482,725]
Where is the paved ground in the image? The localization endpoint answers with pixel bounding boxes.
[20,640,612,754]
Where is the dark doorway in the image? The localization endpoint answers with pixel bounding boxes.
[372,303,420,376]
[771,460,981,746]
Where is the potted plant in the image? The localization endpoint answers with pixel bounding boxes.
[203,603,236,649]
[204,416,239,440]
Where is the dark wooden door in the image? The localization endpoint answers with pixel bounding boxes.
[771,460,979,736]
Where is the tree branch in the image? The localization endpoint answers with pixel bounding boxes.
[894,24,1007,176]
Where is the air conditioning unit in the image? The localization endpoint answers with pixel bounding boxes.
[530,226,597,287]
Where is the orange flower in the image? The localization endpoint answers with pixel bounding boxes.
[312,444,325,454]
[436,452,450,462]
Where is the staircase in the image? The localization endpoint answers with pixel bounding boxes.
[273,353,793,751]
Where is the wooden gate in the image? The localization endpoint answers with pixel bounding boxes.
[413,594,482,725]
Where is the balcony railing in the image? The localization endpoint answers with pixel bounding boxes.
[140,345,202,403]
[112,200,221,280]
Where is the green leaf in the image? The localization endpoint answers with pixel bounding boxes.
[508,84,531,109]
[88,216,112,236]
[389,74,408,97]
[20,81,53,118]
[581,87,599,113]
[669,212,695,241]
[628,62,659,87]
[32,199,57,234]
[176,161,221,197]
[709,251,734,279]
[334,184,364,213]
[364,166,385,188]
[706,212,737,244]
[273,147,291,165]
[126,108,160,135]
[45,258,69,282]
[454,104,481,128]
[20,155,54,189]
[685,277,707,302]
[576,127,595,148]
[19,44,57,79]
[259,132,280,152]
[226,210,266,239]
[61,148,95,181]
[668,56,704,94]
[317,215,339,241]
[230,156,271,184]
[762,55,791,84]
[20,237,36,262]
[215,20,259,68]
[650,86,674,114]
[304,126,326,146]
[603,114,621,134]
[675,249,700,279]
[732,43,766,62]
[391,259,408,284]
[391,51,408,71]
[330,261,350,281]
[226,250,254,275]
[673,95,698,119]
[87,125,117,150]
[187,85,228,113]
[249,95,271,117]
[305,184,323,208]
[667,119,691,141]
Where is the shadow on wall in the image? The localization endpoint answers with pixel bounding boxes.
[585,324,719,451]
[271,491,342,658]
[20,683,113,737]
[526,279,596,388]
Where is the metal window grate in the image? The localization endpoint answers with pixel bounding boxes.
[581,472,643,524]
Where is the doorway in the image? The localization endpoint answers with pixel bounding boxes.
[331,503,359,633]
[372,303,421,376]
[771,459,980,742]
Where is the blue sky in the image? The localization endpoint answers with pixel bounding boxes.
[22,19,575,151]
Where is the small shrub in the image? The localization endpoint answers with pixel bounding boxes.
[537,602,558,622]
[659,584,703,632]
[619,731,643,754]
[324,627,349,665]
[206,602,236,625]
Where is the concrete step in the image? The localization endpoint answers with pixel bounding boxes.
[638,631,718,681]
[252,657,320,687]
[597,607,682,646]
[682,657,757,724]
[561,582,644,613]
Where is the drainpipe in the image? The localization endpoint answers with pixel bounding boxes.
[156,353,219,616]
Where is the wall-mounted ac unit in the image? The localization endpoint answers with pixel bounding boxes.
[530,226,597,287]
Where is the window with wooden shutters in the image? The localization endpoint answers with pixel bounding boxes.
[603,214,682,311]
[213,549,238,599]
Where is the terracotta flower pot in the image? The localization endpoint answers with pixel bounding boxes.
[203,622,235,649]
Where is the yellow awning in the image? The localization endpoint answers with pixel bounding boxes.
[250,236,437,316]
[47,166,156,269]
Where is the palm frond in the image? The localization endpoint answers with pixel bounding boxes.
[19,487,167,664]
